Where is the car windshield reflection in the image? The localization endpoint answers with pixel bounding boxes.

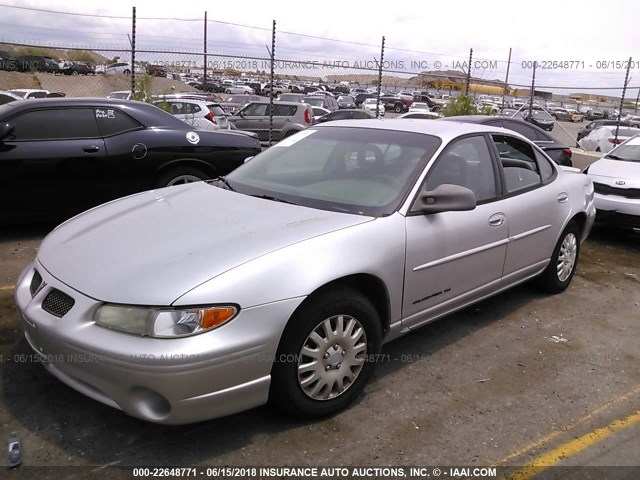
[225,126,442,216]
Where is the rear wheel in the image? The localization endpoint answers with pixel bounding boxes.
[270,287,382,418]
[154,166,210,188]
[394,103,403,114]
[536,221,580,293]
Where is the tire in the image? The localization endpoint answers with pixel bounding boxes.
[536,221,580,293]
[153,166,210,188]
[225,89,232,94]
[270,287,382,418]
[123,69,131,76]
[72,70,79,76]
[394,103,403,114]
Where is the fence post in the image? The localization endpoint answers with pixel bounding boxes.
[376,36,385,118]
[528,61,537,117]
[465,48,472,96]
[501,48,512,111]
[268,20,276,147]
[130,6,136,96]
[635,87,640,114]
[203,11,207,85]
[615,56,632,142]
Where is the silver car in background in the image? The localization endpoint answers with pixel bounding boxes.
[15,120,595,424]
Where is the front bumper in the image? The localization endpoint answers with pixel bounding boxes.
[15,261,304,424]
[594,193,640,228]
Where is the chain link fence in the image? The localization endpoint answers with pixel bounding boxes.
[0,4,638,147]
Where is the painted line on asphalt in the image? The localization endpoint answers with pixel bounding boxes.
[0,285,15,291]
[507,409,640,480]
[493,383,640,466]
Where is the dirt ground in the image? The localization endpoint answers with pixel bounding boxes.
[1,217,639,479]
[0,71,196,97]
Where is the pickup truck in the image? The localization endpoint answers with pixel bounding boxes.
[380,94,412,113]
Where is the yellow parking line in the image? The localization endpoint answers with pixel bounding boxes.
[0,285,15,291]
[493,383,640,466]
[507,409,640,480]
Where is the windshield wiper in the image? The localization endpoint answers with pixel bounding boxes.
[251,194,297,205]
[605,154,633,161]
[211,176,235,191]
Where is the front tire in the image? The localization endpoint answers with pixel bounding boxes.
[536,221,580,293]
[270,287,382,418]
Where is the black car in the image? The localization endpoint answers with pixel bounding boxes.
[0,50,16,71]
[577,119,631,142]
[441,115,573,166]
[337,95,356,109]
[314,109,374,123]
[354,93,377,107]
[523,110,555,131]
[62,61,95,75]
[0,98,261,222]
[15,55,59,73]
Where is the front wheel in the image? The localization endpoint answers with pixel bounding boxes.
[394,104,403,114]
[270,287,382,418]
[153,166,209,188]
[536,221,580,293]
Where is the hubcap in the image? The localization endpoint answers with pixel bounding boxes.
[297,314,367,401]
[557,232,577,282]
[166,174,201,186]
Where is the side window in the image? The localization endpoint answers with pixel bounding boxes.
[184,103,201,115]
[242,103,268,116]
[272,104,296,116]
[94,108,141,137]
[424,135,498,203]
[534,149,555,182]
[9,108,99,140]
[492,134,542,193]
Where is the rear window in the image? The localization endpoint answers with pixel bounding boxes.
[209,105,225,116]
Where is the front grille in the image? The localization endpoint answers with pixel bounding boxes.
[594,182,640,199]
[29,270,43,297]
[42,289,75,318]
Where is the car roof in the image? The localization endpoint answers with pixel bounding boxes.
[0,97,191,129]
[314,118,527,142]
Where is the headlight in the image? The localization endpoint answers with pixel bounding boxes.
[94,304,238,338]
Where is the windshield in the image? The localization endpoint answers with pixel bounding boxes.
[606,136,640,161]
[224,126,441,216]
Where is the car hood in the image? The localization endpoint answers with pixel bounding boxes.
[37,183,373,305]
[588,158,640,181]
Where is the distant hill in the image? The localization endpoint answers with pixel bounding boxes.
[0,44,111,65]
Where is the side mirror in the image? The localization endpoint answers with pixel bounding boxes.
[0,123,15,142]
[238,110,245,117]
[412,184,477,214]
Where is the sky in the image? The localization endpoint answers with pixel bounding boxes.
[1,0,639,94]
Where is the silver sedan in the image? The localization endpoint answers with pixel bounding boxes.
[15,120,596,424]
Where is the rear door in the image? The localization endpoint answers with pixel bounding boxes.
[489,134,568,283]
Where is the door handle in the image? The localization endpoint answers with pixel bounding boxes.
[489,213,506,227]
[557,192,569,203]
[82,145,100,153]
